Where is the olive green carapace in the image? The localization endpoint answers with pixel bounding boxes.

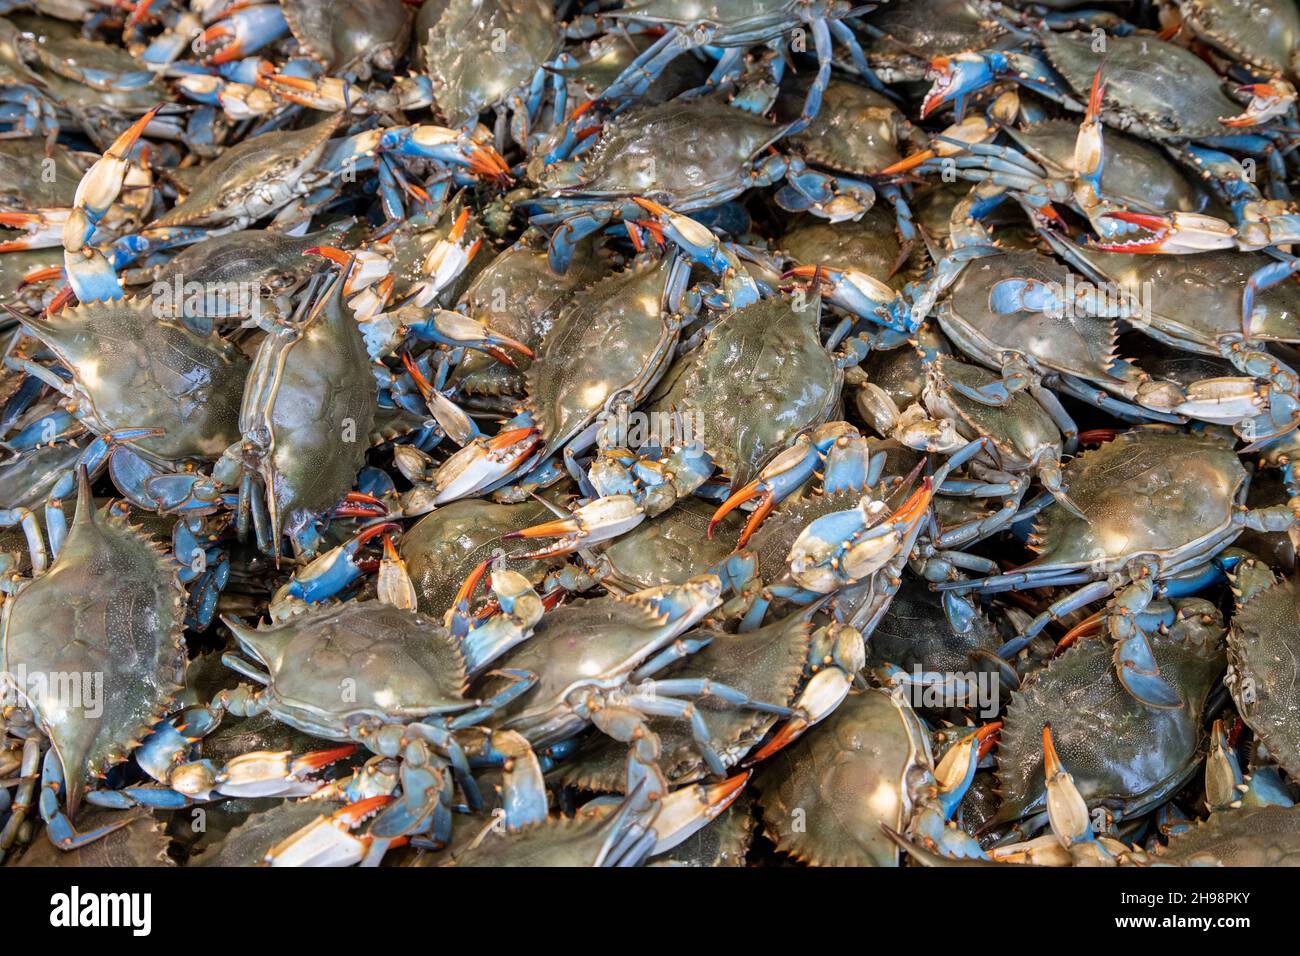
[995,598,1226,824]
[1,485,185,816]
[263,267,377,538]
[755,688,929,867]
[23,297,249,462]
[1227,566,1300,780]
[652,295,842,490]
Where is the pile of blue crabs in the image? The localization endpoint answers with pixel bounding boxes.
[6,0,1300,869]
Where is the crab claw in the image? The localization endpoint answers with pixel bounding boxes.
[410,310,532,366]
[379,126,511,183]
[63,105,160,254]
[783,264,909,331]
[921,53,995,118]
[266,794,394,867]
[1041,724,1094,848]
[746,667,857,764]
[201,3,290,66]
[712,437,821,541]
[263,73,370,112]
[427,423,541,505]
[650,771,750,855]
[1221,80,1297,127]
[376,535,417,610]
[1093,210,1237,253]
[502,494,645,557]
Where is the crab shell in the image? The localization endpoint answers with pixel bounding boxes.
[23,297,249,462]
[597,497,744,592]
[1,488,187,816]
[540,99,784,208]
[0,138,84,209]
[423,0,561,128]
[282,0,413,74]
[13,809,173,867]
[256,263,378,541]
[483,576,723,749]
[779,76,916,176]
[399,497,562,618]
[995,598,1226,825]
[1226,570,1300,779]
[1066,247,1300,351]
[1003,119,1217,216]
[1156,805,1300,866]
[450,231,607,397]
[866,576,1003,682]
[553,612,813,791]
[1175,0,1300,77]
[924,354,1065,471]
[780,207,916,293]
[224,601,477,738]
[151,116,341,229]
[150,224,354,320]
[755,687,934,867]
[1039,32,1243,141]
[1023,427,1245,574]
[525,252,683,453]
[648,294,843,491]
[445,803,627,866]
[939,249,1124,387]
[195,798,325,867]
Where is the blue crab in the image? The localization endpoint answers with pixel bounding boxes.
[938,426,1295,708]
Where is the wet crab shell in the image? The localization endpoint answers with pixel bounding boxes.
[399,497,562,618]
[151,116,341,229]
[525,253,682,452]
[259,265,378,539]
[755,687,933,867]
[424,0,561,128]
[597,497,744,592]
[23,298,249,462]
[780,207,916,293]
[1068,247,1300,350]
[1175,0,1300,77]
[450,231,607,398]
[778,76,915,177]
[541,99,784,207]
[282,0,413,74]
[445,804,626,866]
[649,294,843,491]
[866,577,1004,683]
[1003,119,1218,216]
[1024,428,1245,572]
[1155,805,1300,866]
[225,602,477,736]
[552,613,812,791]
[0,138,84,210]
[994,598,1226,825]
[1226,573,1300,780]
[939,250,1122,386]
[14,809,174,867]
[926,354,1064,469]
[1039,32,1244,141]
[1,490,187,816]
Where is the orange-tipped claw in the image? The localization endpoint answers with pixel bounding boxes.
[747,719,805,765]
[18,265,65,287]
[447,207,470,242]
[352,521,400,547]
[707,480,763,539]
[1041,722,1062,775]
[1101,210,1167,231]
[304,245,353,267]
[1056,610,1104,654]
[1078,429,1117,445]
[0,212,42,228]
[489,425,538,451]
[880,149,936,176]
[500,516,572,541]
[631,196,670,218]
[892,476,935,527]
[336,794,395,826]
[453,557,492,609]
[976,720,1003,760]
[401,351,432,399]
[44,285,75,315]
[736,493,776,549]
[293,744,357,773]
[1086,67,1106,121]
